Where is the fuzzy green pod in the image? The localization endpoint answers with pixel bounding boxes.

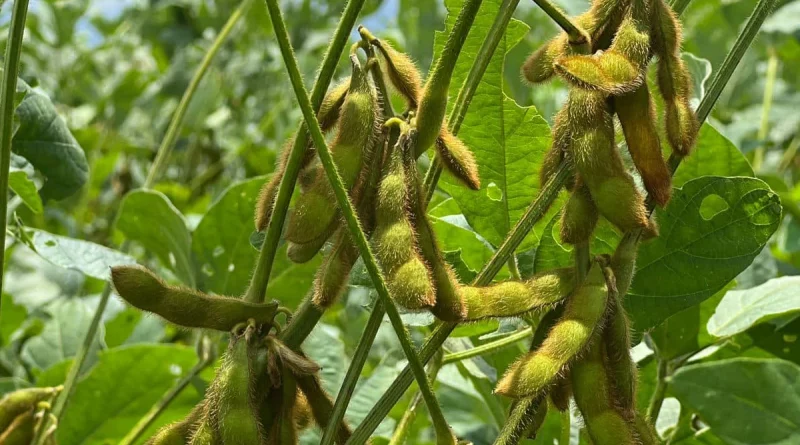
[435,128,480,190]
[495,261,610,399]
[603,299,637,417]
[208,321,266,444]
[403,148,465,321]
[522,10,599,85]
[147,403,204,445]
[571,340,637,445]
[188,409,217,445]
[0,410,34,445]
[556,0,652,95]
[564,90,655,237]
[0,386,60,432]
[540,107,576,192]
[560,179,598,245]
[111,265,280,332]
[523,399,549,439]
[285,56,378,258]
[255,77,350,232]
[371,134,436,310]
[615,84,672,207]
[360,27,422,109]
[632,412,660,445]
[651,0,698,155]
[610,234,638,297]
[461,268,574,321]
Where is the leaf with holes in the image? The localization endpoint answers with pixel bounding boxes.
[628,176,782,330]
[435,0,559,252]
[115,190,195,286]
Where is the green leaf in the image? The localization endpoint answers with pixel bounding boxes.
[29,229,136,281]
[670,358,800,445]
[763,1,800,34]
[115,190,195,286]
[707,277,800,338]
[628,176,782,330]
[0,378,32,396]
[435,0,560,252]
[12,79,88,201]
[55,345,201,445]
[673,123,754,188]
[20,299,105,372]
[192,176,265,296]
[9,167,43,214]
[0,292,27,346]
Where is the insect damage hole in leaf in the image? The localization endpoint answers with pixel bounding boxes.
[698,194,730,220]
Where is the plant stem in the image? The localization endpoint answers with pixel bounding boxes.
[531,0,588,43]
[695,0,778,125]
[647,358,668,420]
[752,47,778,172]
[388,350,444,445]
[244,0,367,304]
[669,0,693,15]
[559,410,571,445]
[320,302,385,445]
[494,396,545,444]
[442,329,532,364]
[40,3,250,438]
[262,1,454,442]
[118,357,213,445]
[145,0,253,187]
[423,0,522,203]
[0,0,31,312]
[778,135,799,172]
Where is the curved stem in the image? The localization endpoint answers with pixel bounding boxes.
[531,0,588,43]
[244,0,367,304]
[118,357,213,445]
[752,48,778,172]
[0,0,31,311]
[263,1,453,442]
[442,329,532,364]
[145,0,252,187]
[647,358,668,420]
[559,410,571,445]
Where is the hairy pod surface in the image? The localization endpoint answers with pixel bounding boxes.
[188,408,217,445]
[572,340,637,445]
[633,412,661,445]
[147,403,204,445]
[285,56,378,257]
[255,75,350,232]
[524,399,549,439]
[111,265,279,332]
[403,145,466,320]
[560,178,599,245]
[371,134,436,310]
[495,262,609,399]
[615,84,672,206]
[367,33,422,109]
[435,128,480,190]
[0,387,60,432]
[610,234,639,297]
[651,0,698,155]
[564,90,655,237]
[209,322,267,444]
[461,268,574,321]
[603,300,637,417]
[556,0,652,95]
[0,410,34,445]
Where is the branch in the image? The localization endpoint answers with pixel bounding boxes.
[442,329,531,365]
[0,0,31,311]
[261,0,454,442]
[244,0,368,303]
[531,0,590,44]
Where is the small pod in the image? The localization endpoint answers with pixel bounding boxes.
[285,56,379,260]
[614,83,672,207]
[603,294,637,417]
[275,366,300,445]
[556,0,652,95]
[460,268,574,321]
[360,27,423,109]
[187,407,217,445]
[559,178,599,245]
[564,90,655,237]
[0,387,60,432]
[0,410,34,445]
[610,233,638,297]
[111,265,280,332]
[494,261,610,399]
[146,403,204,445]
[571,340,637,445]
[651,0,698,155]
[435,128,480,190]
[522,12,596,84]
[371,131,436,310]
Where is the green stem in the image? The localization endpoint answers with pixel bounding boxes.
[647,358,668,420]
[778,135,799,172]
[320,302,385,445]
[531,0,589,43]
[442,329,532,364]
[40,3,250,437]
[118,357,213,445]
[752,48,778,172]
[494,396,545,445]
[559,410,571,445]
[145,0,253,187]
[244,0,367,304]
[423,0,522,203]
[695,0,778,125]
[262,1,453,443]
[0,0,31,312]
[388,351,444,445]
[507,256,521,280]
[669,0,693,15]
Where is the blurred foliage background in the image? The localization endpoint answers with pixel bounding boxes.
[1,0,799,444]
